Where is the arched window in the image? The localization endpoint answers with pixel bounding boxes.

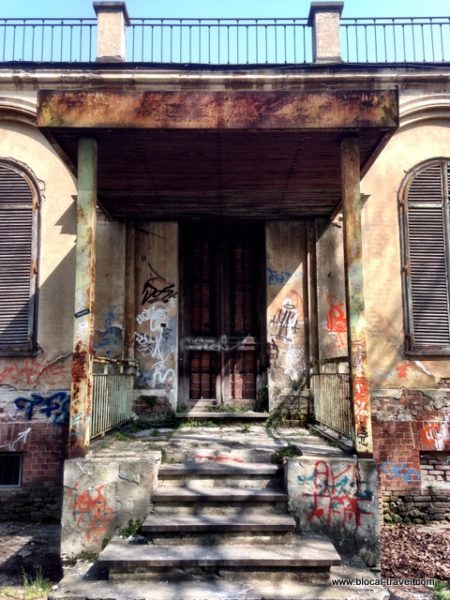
[0,161,38,353]
[401,158,450,353]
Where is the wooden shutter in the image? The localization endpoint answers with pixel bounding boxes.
[404,159,450,351]
[0,162,36,351]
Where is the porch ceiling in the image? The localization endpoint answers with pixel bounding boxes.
[37,90,398,220]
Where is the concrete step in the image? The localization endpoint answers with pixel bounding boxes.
[142,513,296,534]
[98,534,341,575]
[157,463,282,489]
[158,463,282,477]
[152,485,287,503]
[176,411,269,421]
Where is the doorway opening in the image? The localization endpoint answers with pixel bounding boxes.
[180,224,266,411]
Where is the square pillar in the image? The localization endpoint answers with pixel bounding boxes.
[341,136,373,456]
[93,2,130,62]
[69,138,98,458]
[308,2,344,63]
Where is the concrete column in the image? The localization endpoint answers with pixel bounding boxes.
[93,2,130,62]
[308,2,344,63]
[69,138,97,458]
[341,137,373,456]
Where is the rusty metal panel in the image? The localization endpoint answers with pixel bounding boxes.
[37,90,398,130]
[341,136,373,456]
[0,162,37,352]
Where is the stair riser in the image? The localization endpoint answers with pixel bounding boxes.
[151,502,289,516]
[108,566,331,583]
[157,476,281,489]
[142,532,294,544]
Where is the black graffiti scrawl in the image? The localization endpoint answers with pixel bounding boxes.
[141,262,177,306]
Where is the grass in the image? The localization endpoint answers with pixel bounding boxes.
[0,569,54,599]
[180,418,217,428]
[118,519,142,538]
[239,424,250,433]
[435,581,450,600]
[271,444,302,464]
[74,549,98,562]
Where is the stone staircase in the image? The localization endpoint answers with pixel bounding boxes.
[97,441,341,586]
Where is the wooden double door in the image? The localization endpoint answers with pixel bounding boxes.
[180,225,265,408]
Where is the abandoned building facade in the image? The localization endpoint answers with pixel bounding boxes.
[0,0,449,558]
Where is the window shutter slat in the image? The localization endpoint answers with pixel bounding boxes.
[0,163,35,350]
[405,161,450,349]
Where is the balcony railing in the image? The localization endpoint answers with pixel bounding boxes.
[0,16,448,65]
[341,17,450,63]
[90,357,136,440]
[0,19,96,62]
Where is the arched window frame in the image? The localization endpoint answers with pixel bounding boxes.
[400,157,450,355]
[0,159,39,354]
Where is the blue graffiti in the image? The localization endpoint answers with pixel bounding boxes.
[14,391,70,425]
[380,461,420,484]
[267,268,293,285]
[95,309,123,357]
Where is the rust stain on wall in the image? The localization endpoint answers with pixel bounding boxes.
[37,90,398,130]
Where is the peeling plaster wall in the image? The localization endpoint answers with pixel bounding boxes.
[266,222,307,409]
[0,118,75,518]
[94,213,126,359]
[134,222,179,412]
[361,120,450,390]
[316,218,348,362]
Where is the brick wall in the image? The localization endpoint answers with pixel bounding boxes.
[373,389,450,523]
[0,421,66,521]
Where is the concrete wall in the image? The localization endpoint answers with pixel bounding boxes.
[0,117,76,519]
[266,222,307,409]
[61,451,160,558]
[134,222,179,414]
[286,457,379,566]
[316,218,348,362]
[94,213,127,359]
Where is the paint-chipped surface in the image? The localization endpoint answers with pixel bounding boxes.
[266,222,306,408]
[37,90,398,130]
[134,223,178,411]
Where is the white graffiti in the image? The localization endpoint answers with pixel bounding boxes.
[150,361,176,387]
[0,426,31,451]
[283,347,306,381]
[136,301,173,327]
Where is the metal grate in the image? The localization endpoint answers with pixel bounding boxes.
[90,359,136,439]
[311,372,352,438]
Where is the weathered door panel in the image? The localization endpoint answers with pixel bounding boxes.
[181,226,264,409]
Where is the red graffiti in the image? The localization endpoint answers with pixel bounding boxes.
[395,363,412,378]
[420,421,450,451]
[194,454,244,464]
[353,376,370,447]
[0,357,70,388]
[326,296,347,348]
[303,460,372,527]
[70,484,114,542]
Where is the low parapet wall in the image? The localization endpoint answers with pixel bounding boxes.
[61,450,161,559]
[286,456,379,567]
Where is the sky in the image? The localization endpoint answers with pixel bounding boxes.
[1,0,449,19]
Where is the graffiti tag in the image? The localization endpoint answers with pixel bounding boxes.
[14,391,70,424]
[141,263,177,306]
[380,461,420,485]
[69,484,114,543]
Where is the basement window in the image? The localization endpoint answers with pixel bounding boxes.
[401,158,450,355]
[0,453,22,486]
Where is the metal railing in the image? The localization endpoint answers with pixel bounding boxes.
[0,18,96,62]
[90,357,136,440]
[0,16,448,65]
[341,17,450,63]
[127,18,311,64]
[311,368,352,438]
